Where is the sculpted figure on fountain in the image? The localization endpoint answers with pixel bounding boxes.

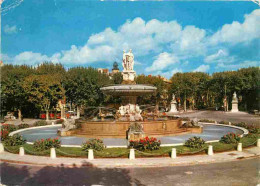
[118,103,143,121]
[122,49,134,71]
[122,49,136,82]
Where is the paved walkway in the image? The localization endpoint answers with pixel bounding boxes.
[0,147,259,168]
[4,118,55,126]
[178,110,260,125]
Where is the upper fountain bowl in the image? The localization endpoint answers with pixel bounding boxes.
[101,84,157,96]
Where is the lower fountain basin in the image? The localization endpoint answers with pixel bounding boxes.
[17,124,244,147]
[73,119,186,138]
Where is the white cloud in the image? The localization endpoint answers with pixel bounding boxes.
[183,61,189,65]
[87,18,183,57]
[204,49,235,63]
[193,64,210,72]
[134,60,142,65]
[57,45,116,64]
[5,9,259,75]
[160,68,183,79]
[145,52,179,72]
[5,17,206,68]
[13,52,49,65]
[179,26,206,54]
[4,25,17,34]
[217,60,259,69]
[210,9,260,45]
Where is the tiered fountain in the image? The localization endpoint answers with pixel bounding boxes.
[59,50,202,140]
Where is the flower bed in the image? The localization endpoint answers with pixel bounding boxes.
[185,136,205,149]
[18,123,30,129]
[82,138,105,151]
[220,133,241,144]
[1,124,17,141]
[4,134,26,146]
[33,138,61,151]
[129,137,161,151]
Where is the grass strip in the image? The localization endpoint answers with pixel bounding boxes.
[3,134,259,158]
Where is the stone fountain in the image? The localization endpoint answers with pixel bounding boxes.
[101,49,157,122]
[59,50,202,139]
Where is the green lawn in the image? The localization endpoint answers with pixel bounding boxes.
[3,134,259,158]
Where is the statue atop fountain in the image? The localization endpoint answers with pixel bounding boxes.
[122,49,136,83]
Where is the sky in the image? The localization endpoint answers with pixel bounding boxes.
[2,0,260,78]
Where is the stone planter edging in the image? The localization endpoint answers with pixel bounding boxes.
[9,124,62,137]
[198,122,249,137]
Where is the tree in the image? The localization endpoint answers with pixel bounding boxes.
[112,72,123,84]
[170,72,210,111]
[136,75,168,109]
[36,62,66,75]
[64,67,111,117]
[22,74,64,120]
[1,64,35,119]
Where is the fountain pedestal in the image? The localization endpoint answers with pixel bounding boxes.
[231,92,239,112]
[122,70,136,82]
[169,94,178,113]
[127,122,145,140]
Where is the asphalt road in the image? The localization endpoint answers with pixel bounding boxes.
[1,158,259,186]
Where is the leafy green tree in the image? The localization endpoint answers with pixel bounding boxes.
[170,72,210,111]
[136,75,169,109]
[211,67,259,111]
[112,72,123,84]
[22,74,64,120]
[64,67,111,117]
[1,65,35,119]
[35,62,66,75]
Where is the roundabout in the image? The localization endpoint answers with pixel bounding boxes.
[11,123,246,147]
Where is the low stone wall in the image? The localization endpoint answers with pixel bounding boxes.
[74,119,184,138]
[187,127,203,134]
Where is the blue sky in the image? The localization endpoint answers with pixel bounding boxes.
[2,0,260,78]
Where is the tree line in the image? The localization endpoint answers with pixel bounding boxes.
[0,63,259,119]
[170,67,259,112]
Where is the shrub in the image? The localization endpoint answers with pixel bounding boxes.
[219,121,230,125]
[198,119,215,123]
[234,122,260,134]
[4,134,26,146]
[34,120,48,126]
[247,126,260,134]
[220,133,241,144]
[18,123,30,129]
[234,122,247,128]
[82,138,105,151]
[0,129,10,141]
[1,124,17,132]
[129,137,161,151]
[185,137,205,149]
[33,138,61,151]
[1,124,17,141]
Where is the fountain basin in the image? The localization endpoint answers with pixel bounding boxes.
[15,124,244,147]
[70,119,201,138]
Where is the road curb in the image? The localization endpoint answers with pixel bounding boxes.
[1,150,259,168]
